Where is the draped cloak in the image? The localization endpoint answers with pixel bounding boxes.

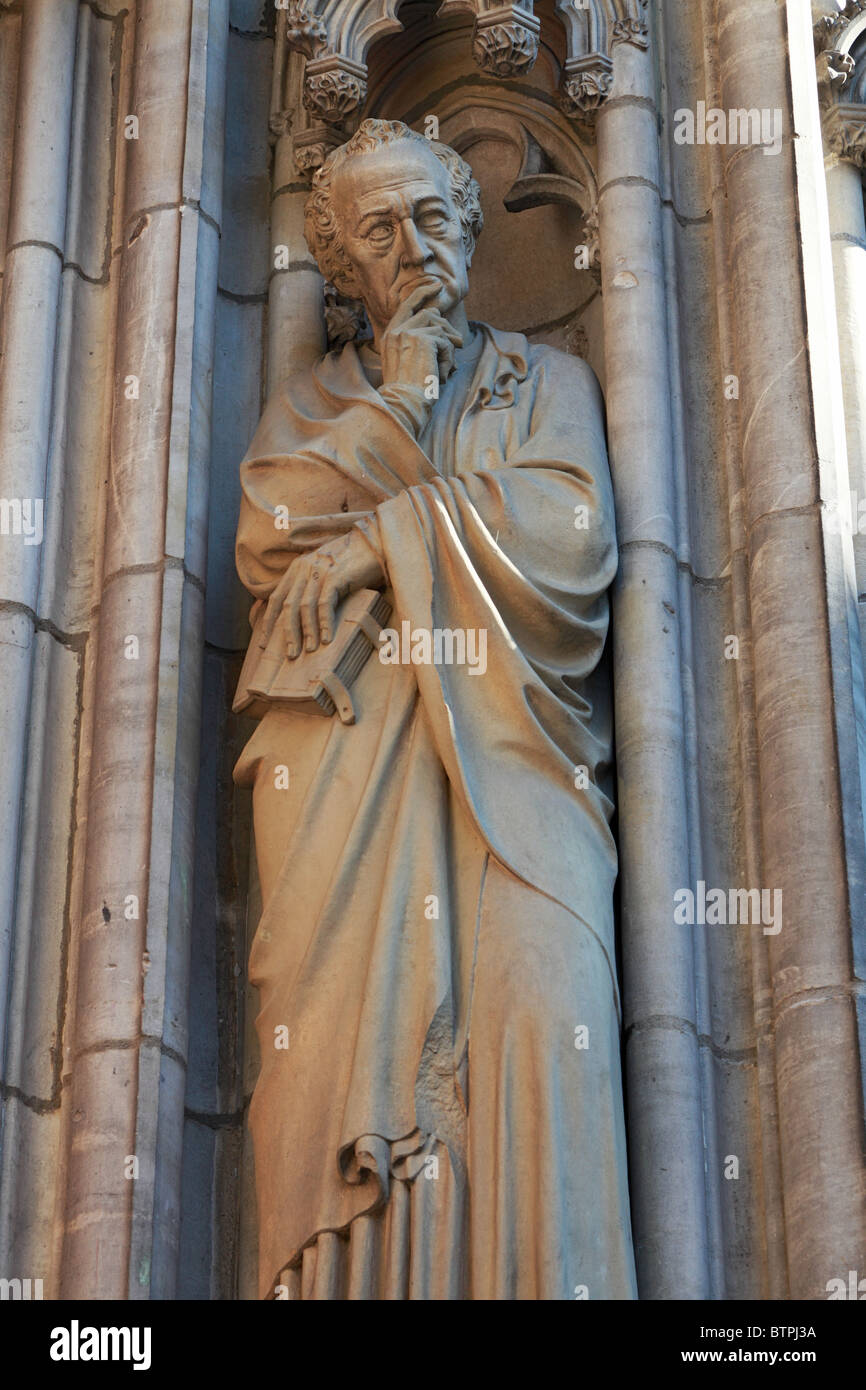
[234,322,637,1300]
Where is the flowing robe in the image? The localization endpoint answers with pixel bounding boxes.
[234,322,636,1300]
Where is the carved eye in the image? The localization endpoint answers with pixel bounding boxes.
[367,222,394,245]
[418,212,447,233]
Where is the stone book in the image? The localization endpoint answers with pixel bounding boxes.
[233,587,392,724]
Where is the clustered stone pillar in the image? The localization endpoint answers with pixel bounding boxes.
[2,0,864,1304]
[0,0,79,1138]
[58,0,227,1300]
[268,46,326,393]
[717,0,866,1297]
[596,26,710,1299]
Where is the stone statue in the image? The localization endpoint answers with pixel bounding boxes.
[233,118,636,1300]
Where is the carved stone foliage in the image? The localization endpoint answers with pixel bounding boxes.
[293,129,342,173]
[612,13,649,51]
[816,46,856,93]
[283,0,329,60]
[553,0,647,126]
[814,0,866,54]
[823,103,866,164]
[323,283,371,348]
[435,3,541,77]
[472,11,541,79]
[558,55,614,124]
[814,0,866,165]
[279,0,403,141]
[269,108,294,141]
[303,57,368,124]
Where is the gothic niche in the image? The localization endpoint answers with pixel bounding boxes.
[241,0,646,1302]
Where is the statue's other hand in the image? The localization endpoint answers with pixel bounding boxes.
[380,282,463,394]
[259,530,386,660]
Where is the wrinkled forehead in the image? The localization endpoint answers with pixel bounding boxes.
[332,141,453,222]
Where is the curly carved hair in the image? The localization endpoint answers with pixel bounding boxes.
[304,119,484,299]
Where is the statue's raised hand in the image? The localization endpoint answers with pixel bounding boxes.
[380,282,463,393]
[259,529,385,660]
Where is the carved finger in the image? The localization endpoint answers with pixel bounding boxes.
[418,308,463,345]
[405,312,461,348]
[260,562,298,647]
[299,573,322,653]
[318,581,340,645]
[392,282,440,326]
[283,566,310,659]
[437,335,457,382]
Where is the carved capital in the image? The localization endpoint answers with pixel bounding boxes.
[814,0,866,55]
[823,100,866,165]
[612,17,649,51]
[283,0,329,61]
[813,0,866,155]
[559,55,614,123]
[472,6,541,78]
[816,46,857,94]
[292,123,345,176]
[303,56,368,126]
[277,2,405,139]
[293,140,331,175]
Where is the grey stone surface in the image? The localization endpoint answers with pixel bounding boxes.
[218,30,272,299]
[0,0,863,1304]
[207,296,265,652]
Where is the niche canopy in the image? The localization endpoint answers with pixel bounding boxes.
[272,0,650,170]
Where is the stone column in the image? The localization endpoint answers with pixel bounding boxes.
[58,0,227,1300]
[0,0,79,1125]
[595,25,710,1298]
[268,45,326,392]
[717,0,866,1297]
[0,0,81,1294]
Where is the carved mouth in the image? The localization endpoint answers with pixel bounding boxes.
[401,273,440,293]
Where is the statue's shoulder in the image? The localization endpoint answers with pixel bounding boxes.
[245,344,358,457]
[242,359,317,463]
[271,348,343,411]
[524,338,604,407]
[478,321,602,409]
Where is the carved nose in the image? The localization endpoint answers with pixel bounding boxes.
[399,220,430,266]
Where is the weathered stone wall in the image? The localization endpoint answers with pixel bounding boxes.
[0,0,863,1300]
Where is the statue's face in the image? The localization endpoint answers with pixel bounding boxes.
[331,140,470,334]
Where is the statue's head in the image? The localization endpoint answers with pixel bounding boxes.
[305,119,484,340]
